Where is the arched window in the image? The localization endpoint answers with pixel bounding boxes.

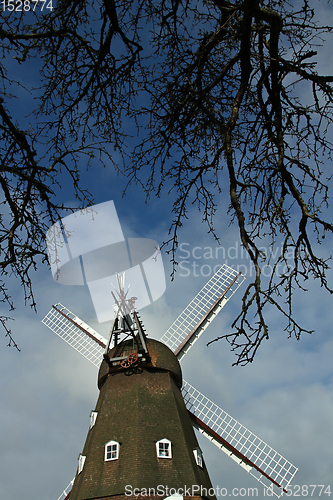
[156,438,172,458]
[105,440,120,461]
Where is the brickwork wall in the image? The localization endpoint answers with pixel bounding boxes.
[69,340,216,500]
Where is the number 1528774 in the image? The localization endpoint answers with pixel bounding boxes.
[1,0,53,11]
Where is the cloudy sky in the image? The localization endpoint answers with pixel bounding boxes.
[1,3,333,500]
[1,171,332,500]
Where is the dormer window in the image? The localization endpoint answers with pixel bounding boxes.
[193,448,203,468]
[105,440,120,461]
[90,411,98,429]
[156,438,172,458]
[78,454,86,474]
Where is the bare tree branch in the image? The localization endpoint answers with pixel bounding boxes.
[0,0,332,362]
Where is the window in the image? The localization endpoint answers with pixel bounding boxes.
[105,440,120,461]
[193,448,203,468]
[78,454,86,474]
[90,411,98,429]
[156,438,172,459]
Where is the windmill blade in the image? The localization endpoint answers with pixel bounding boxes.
[42,304,106,367]
[182,380,297,497]
[56,478,74,500]
[160,264,245,360]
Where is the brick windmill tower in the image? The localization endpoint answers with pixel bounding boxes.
[43,266,298,500]
[68,280,216,500]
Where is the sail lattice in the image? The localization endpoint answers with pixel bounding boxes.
[160,264,245,358]
[42,304,106,367]
[56,478,74,500]
[182,380,298,497]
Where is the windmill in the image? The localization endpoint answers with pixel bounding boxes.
[42,264,298,500]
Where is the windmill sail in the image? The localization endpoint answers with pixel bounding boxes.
[56,478,74,500]
[42,304,106,367]
[182,380,298,496]
[160,264,245,360]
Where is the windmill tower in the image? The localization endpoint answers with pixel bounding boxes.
[43,265,298,500]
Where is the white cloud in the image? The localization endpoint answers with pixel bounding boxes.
[1,144,332,500]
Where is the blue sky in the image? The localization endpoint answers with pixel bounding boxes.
[1,3,333,500]
[1,183,332,499]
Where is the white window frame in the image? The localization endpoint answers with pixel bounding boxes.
[78,454,86,474]
[156,438,172,459]
[193,448,203,468]
[105,440,120,461]
[89,411,98,429]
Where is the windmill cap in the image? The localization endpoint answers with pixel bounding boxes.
[98,338,182,389]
